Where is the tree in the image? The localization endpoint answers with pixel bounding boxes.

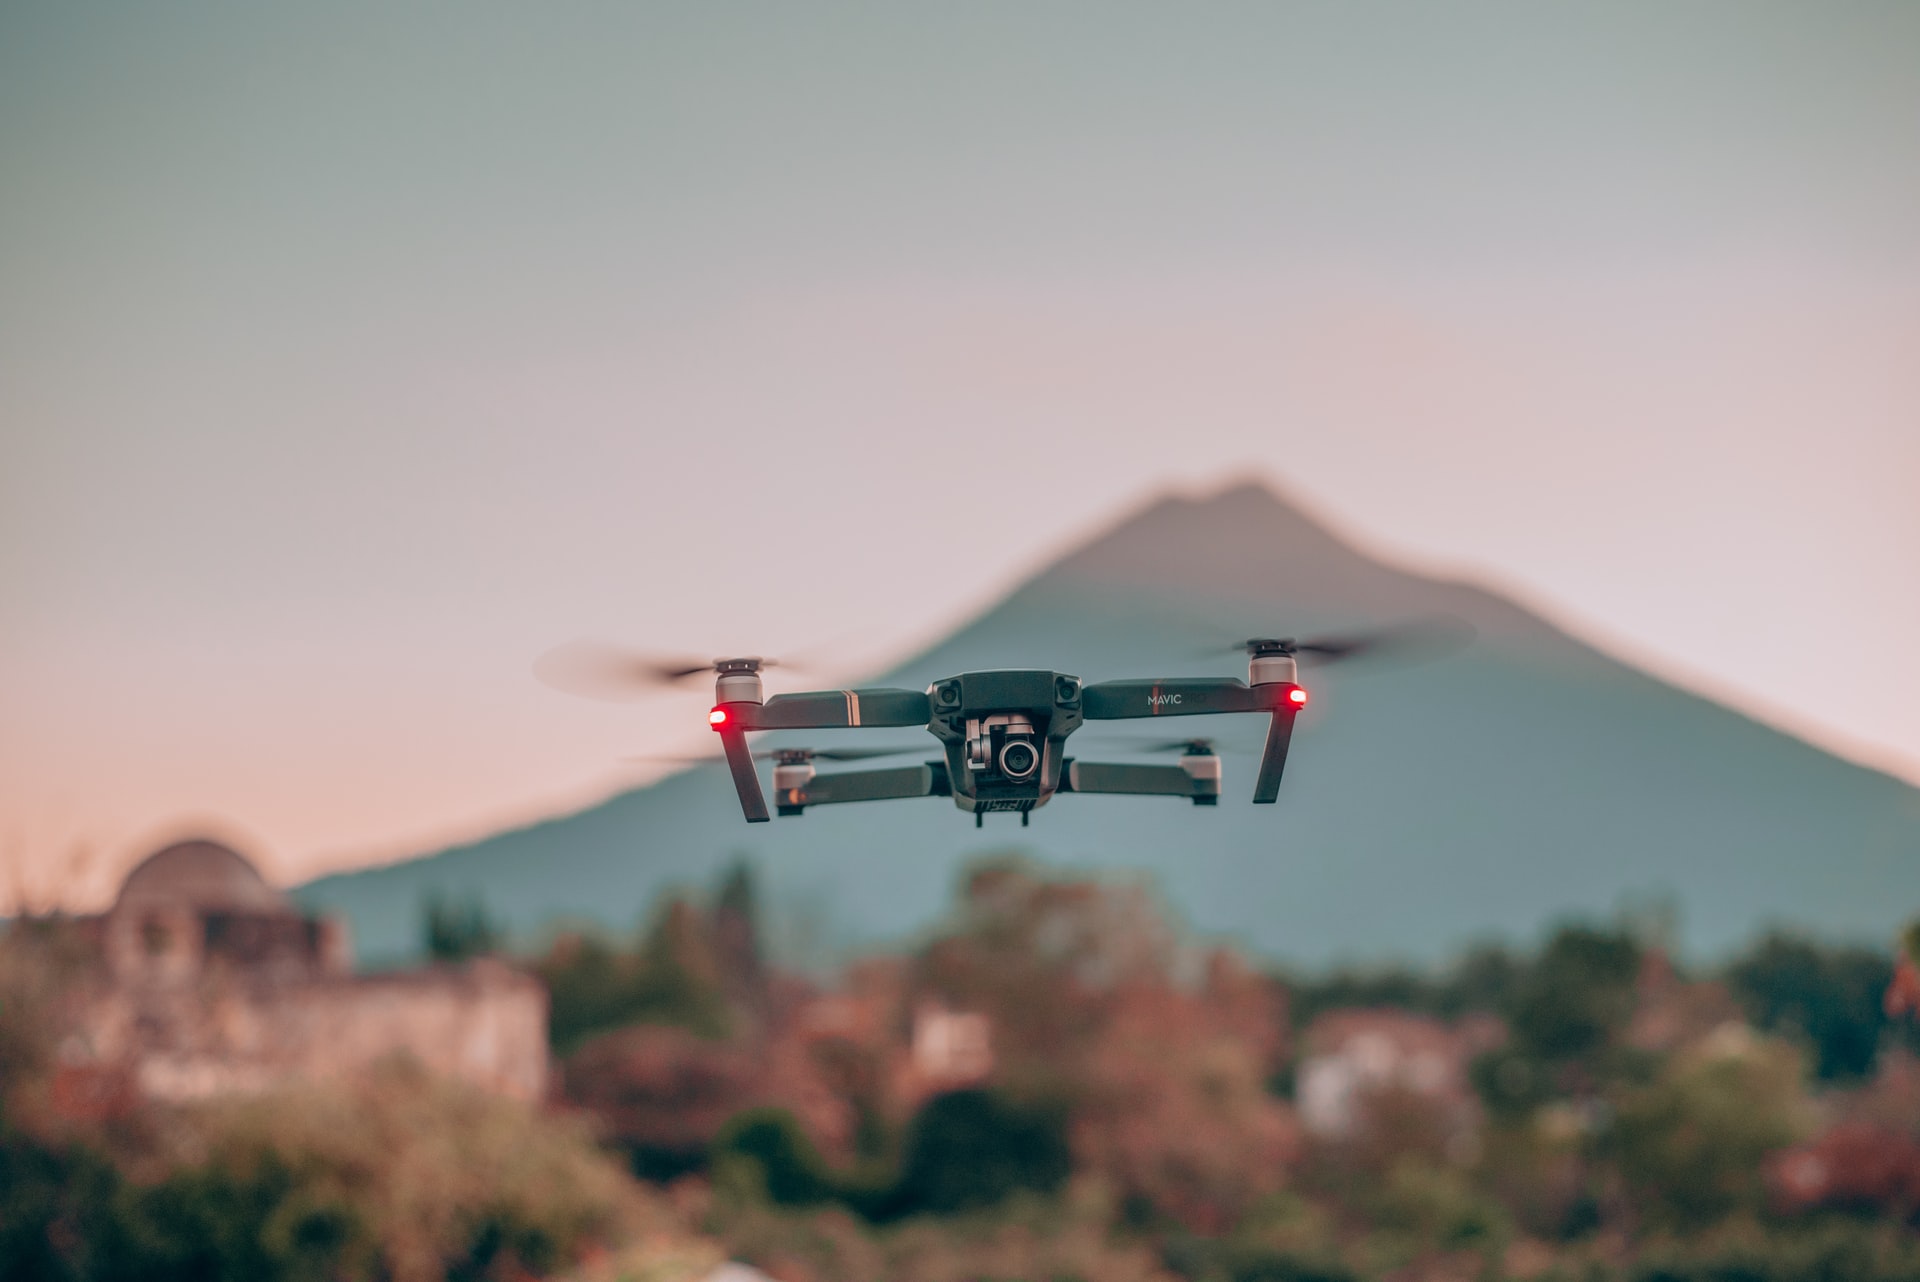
[878,1089,1072,1219]
[1609,1029,1812,1231]
[1505,924,1641,1065]
[1725,931,1907,1082]
[420,894,501,964]
[709,861,767,1015]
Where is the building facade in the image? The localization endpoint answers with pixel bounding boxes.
[56,838,546,1105]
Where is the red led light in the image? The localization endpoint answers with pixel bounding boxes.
[1288,687,1309,706]
[709,707,729,727]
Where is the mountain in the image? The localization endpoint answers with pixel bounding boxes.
[296,481,1920,969]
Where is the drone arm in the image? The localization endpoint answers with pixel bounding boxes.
[1060,760,1217,801]
[715,724,770,822]
[787,762,951,809]
[1080,677,1304,803]
[736,688,932,730]
[1080,677,1266,719]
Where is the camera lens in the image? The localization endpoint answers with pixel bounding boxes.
[998,738,1039,779]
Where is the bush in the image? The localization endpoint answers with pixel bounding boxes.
[1627,1222,1920,1282]
[129,1060,641,1282]
[714,1109,839,1208]
[1724,932,1912,1082]
[101,1150,370,1282]
[1506,925,1641,1066]
[536,899,731,1055]
[713,1089,1073,1224]
[880,1088,1073,1219]
[421,894,503,963]
[0,1121,122,1282]
[1610,1031,1811,1232]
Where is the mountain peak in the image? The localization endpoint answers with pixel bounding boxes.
[299,479,1920,971]
[1033,476,1454,631]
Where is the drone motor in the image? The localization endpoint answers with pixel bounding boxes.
[1246,644,1299,687]
[713,658,766,704]
[771,748,815,792]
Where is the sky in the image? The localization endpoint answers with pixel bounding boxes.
[3,3,1917,910]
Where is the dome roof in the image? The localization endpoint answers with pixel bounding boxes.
[112,839,290,917]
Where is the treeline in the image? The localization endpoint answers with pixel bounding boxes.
[8,859,1919,1282]
[1279,925,1920,1083]
[475,859,1920,1281]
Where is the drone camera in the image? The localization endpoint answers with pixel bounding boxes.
[998,736,1040,780]
[964,712,1042,781]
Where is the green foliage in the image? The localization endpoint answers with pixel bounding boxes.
[882,1089,1073,1219]
[1609,1033,1811,1232]
[103,1151,371,1282]
[1162,1234,1360,1282]
[714,1110,838,1208]
[1226,1254,1361,1282]
[1506,924,1642,1064]
[913,856,1182,1089]
[1369,1160,1509,1252]
[421,893,503,963]
[1626,1222,1920,1282]
[111,1060,633,1282]
[0,1121,122,1282]
[537,896,730,1054]
[0,918,96,1102]
[1280,943,1524,1030]
[0,1120,372,1282]
[1723,930,1913,1081]
[714,1089,1072,1225]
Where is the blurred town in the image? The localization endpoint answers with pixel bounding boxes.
[5,835,1920,1281]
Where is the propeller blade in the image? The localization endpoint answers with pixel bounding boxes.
[1295,617,1473,666]
[623,743,929,765]
[535,642,796,702]
[1200,617,1474,668]
[1143,737,1219,754]
[535,641,711,701]
[1087,735,1240,755]
[804,745,933,762]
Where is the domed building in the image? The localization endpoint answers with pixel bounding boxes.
[59,837,546,1105]
[102,839,350,987]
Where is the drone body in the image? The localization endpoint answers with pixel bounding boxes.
[537,625,1453,827]
[705,645,1311,825]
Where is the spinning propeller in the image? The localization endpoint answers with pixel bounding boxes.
[534,642,793,702]
[1206,616,1473,666]
[626,744,928,766]
[1128,737,1222,755]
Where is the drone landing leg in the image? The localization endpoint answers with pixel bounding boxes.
[1252,710,1297,804]
[716,725,770,822]
[975,812,983,829]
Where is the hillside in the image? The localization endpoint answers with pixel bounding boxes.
[297,482,1920,968]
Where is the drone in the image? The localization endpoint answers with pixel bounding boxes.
[538,626,1447,827]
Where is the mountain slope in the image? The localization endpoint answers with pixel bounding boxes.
[297,482,1920,968]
